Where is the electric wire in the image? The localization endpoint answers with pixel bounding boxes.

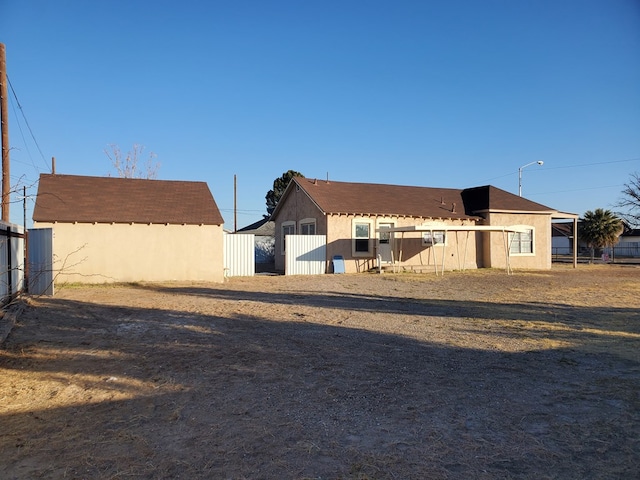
[473,157,640,186]
[7,75,50,173]
[529,184,626,196]
[8,90,35,170]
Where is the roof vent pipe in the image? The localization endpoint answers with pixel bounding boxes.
[452,202,456,213]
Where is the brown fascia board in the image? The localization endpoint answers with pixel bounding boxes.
[472,208,557,215]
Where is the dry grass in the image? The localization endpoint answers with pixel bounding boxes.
[1,264,639,479]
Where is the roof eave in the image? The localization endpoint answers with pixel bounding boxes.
[473,208,558,215]
[270,178,326,219]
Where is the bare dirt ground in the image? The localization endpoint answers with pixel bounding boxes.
[1,265,639,479]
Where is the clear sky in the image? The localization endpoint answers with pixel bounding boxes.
[2,0,639,228]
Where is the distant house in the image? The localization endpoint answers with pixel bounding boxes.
[552,222,575,255]
[271,178,575,274]
[554,220,640,258]
[235,218,275,272]
[614,224,640,257]
[32,174,225,283]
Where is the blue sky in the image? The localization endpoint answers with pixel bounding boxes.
[2,0,639,228]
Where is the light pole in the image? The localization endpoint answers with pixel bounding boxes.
[518,160,543,197]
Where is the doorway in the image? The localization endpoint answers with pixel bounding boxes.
[378,222,394,264]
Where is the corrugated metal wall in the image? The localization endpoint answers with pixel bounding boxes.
[224,233,255,277]
[28,228,54,296]
[285,235,327,275]
[0,223,25,302]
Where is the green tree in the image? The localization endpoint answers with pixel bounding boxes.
[617,172,640,226]
[265,170,304,216]
[579,208,624,261]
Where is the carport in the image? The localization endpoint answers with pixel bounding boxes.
[376,224,534,275]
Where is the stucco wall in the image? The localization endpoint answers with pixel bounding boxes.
[326,215,481,274]
[33,222,224,283]
[273,188,326,272]
[274,197,553,274]
[480,213,552,270]
[273,189,485,274]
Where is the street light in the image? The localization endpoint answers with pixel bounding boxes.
[518,160,543,197]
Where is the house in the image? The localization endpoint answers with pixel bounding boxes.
[552,222,574,255]
[270,178,575,274]
[554,220,640,258]
[32,174,225,283]
[614,224,640,257]
[235,218,275,272]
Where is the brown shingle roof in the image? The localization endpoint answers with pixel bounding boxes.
[276,178,555,219]
[291,178,474,219]
[33,174,224,225]
[461,185,555,214]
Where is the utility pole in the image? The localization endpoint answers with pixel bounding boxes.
[233,174,237,232]
[0,43,10,222]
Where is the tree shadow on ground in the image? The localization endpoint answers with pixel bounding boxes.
[1,293,639,479]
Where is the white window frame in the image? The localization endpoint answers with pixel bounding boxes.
[509,227,535,256]
[299,218,316,235]
[352,219,373,257]
[281,221,296,254]
[422,230,447,247]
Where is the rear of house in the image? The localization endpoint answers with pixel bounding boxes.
[32,174,225,284]
[271,178,560,274]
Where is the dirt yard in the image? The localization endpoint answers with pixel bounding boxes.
[1,265,639,479]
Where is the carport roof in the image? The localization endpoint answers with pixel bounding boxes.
[33,174,224,225]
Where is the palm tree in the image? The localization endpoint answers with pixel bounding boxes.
[579,209,624,262]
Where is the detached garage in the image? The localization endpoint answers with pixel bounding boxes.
[32,174,225,284]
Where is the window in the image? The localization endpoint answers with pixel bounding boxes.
[422,230,446,246]
[281,221,295,254]
[353,221,372,256]
[300,218,316,235]
[509,229,534,255]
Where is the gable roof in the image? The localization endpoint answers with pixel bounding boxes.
[33,174,224,225]
[552,222,573,237]
[461,185,556,214]
[272,178,556,220]
[236,218,275,235]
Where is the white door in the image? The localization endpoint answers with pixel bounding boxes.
[378,223,394,263]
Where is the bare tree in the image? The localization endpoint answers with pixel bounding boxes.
[616,172,640,226]
[105,144,160,179]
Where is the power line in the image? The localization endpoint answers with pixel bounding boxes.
[219,208,265,214]
[472,156,640,186]
[542,157,640,171]
[8,95,36,169]
[530,184,625,196]
[7,75,50,172]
